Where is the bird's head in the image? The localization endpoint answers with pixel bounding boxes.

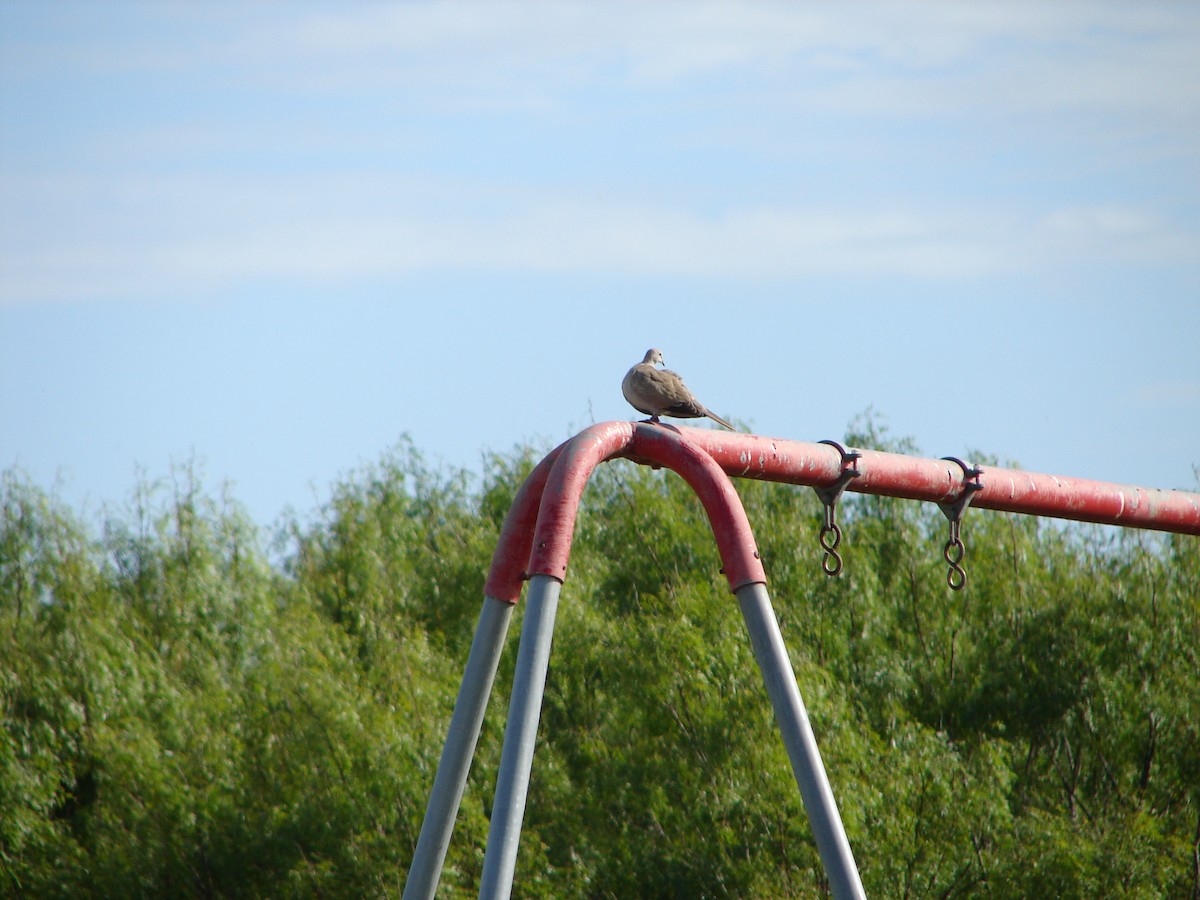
[644,348,664,366]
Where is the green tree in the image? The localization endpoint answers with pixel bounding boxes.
[2,419,1197,898]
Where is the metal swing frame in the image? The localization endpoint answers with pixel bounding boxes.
[402,421,1200,900]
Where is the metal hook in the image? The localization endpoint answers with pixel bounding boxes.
[813,440,862,577]
[937,457,984,591]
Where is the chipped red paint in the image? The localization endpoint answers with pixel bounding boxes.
[671,425,1200,534]
[483,422,1200,604]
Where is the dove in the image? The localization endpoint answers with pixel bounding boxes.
[621,348,734,430]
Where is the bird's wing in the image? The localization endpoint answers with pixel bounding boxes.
[623,363,698,416]
[645,367,707,417]
[656,368,734,428]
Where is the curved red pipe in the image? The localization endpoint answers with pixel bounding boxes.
[482,441,565,603]
[485,422,767,603]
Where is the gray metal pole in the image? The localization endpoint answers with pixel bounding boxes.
[736,582,866,900]
[477,574,563,900]
[402,596,515,900]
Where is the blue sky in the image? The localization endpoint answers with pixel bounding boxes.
[2,2,1198,529]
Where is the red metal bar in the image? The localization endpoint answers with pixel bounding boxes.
[484,423,1200,604]
[672,425,1200,536]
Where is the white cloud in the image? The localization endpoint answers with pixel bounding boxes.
[1033,207,1200,264]
[24,2,1196,120]
[7,161,1195,304]
[3,2,1198,304]
[1038,207,1154,237]
[1129,381,1200,408]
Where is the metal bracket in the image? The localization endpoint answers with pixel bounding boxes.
[813,440,862,576]
[937,456,984,591]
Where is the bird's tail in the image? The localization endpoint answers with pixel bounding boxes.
[705,409,734,430]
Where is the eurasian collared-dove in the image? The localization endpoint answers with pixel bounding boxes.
[622,348,734,430]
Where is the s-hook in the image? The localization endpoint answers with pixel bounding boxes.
[813,440,862,577]
[938,457,984,591]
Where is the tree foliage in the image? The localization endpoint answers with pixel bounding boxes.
[2,424,1198,898]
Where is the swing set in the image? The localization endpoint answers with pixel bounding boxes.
[402,421,1200,900]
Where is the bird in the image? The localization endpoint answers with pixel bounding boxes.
[622,348,734,430]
